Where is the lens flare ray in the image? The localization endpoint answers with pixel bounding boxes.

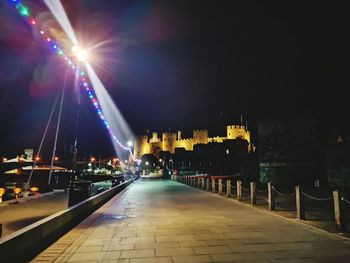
[9,0,136,160]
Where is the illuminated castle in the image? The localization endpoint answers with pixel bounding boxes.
[134,122,255,159]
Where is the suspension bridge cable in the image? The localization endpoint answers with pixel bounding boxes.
[48,71,67,186]
[24,95,59,193]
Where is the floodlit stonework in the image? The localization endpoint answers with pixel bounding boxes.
[134,123,255,159]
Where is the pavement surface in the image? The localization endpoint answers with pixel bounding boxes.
[33,179,350,262]
[0,191,68,237]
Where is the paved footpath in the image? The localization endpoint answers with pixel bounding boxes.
[33,180,350,263]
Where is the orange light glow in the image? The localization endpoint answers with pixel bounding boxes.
[90,157,96,162]
[35,156,41,161]
[29,187,39,192]
[13,187,22,195]
[54,156,59,161]
[0,187,5,203]
[0,188,6,196]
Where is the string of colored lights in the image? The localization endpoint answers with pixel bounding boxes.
[9,0,136,161]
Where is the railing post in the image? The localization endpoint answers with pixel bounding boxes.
[250,182,256,205]
[333,191,347,232]
[226,179,231,197]
[198,177,201,188]
[268,182,275,210]
[218,179,223,195]
[206,178,210,191]
[202,178,205,190]
[296,185,305,219]
[212,178,216,192]
[237,180,242,201]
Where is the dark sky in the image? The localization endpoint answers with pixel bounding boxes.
[0,0,349,159]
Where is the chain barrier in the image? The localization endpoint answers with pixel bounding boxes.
[341,197,350,205]
[272,186,295,197]
[301,191,332,201]
[257,188,268,193]
[242,186,250,191]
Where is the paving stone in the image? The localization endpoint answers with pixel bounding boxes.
[135,241,179,249]
[156,247,194,256]
[120,249,155,258]
[129,257,172,263]
[193,245,232,254]
[172,255,213,263]
[66,252,105,262]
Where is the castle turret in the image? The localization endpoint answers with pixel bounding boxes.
[193,130,208,145]
[177,131,182,140]
[162,132,177,153]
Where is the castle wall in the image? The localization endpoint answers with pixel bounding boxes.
[208,136,226,143]
[175,138,193,151]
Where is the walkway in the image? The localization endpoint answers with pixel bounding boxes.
[33,179,350,262]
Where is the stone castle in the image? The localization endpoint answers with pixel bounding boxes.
[134,123,255,159]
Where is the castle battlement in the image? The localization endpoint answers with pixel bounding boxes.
[193,129,208,133]
[227,125,245,130]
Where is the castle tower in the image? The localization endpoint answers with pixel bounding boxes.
[134,135,150,159]
[162,132,177,153]
[227,125,250,143]
[149,132,160,143]
[193,130,208,145]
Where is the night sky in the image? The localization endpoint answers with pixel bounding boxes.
[0,0,349,159]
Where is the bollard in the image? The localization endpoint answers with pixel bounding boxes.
[237,180,242,201]
[198,177,201,188]
[206,178,210,191]
[218,179,223,195]
[268,182,275,210]
[226,179,231,197]
[295,185,305,219]
[333,191,347,232]
[202,178,205,190]
[212,178,216,193]
[250,182,256,205]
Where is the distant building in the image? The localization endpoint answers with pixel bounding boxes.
[258,114,324,187]
[134,123,255,159]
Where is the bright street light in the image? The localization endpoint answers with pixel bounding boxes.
[127,140,133,147]
[72,46,88,62]
[145,161,149,166]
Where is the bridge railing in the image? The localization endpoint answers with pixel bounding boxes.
[172,175,349,233]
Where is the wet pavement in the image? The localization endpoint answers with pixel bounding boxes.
[33,179,350,262]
